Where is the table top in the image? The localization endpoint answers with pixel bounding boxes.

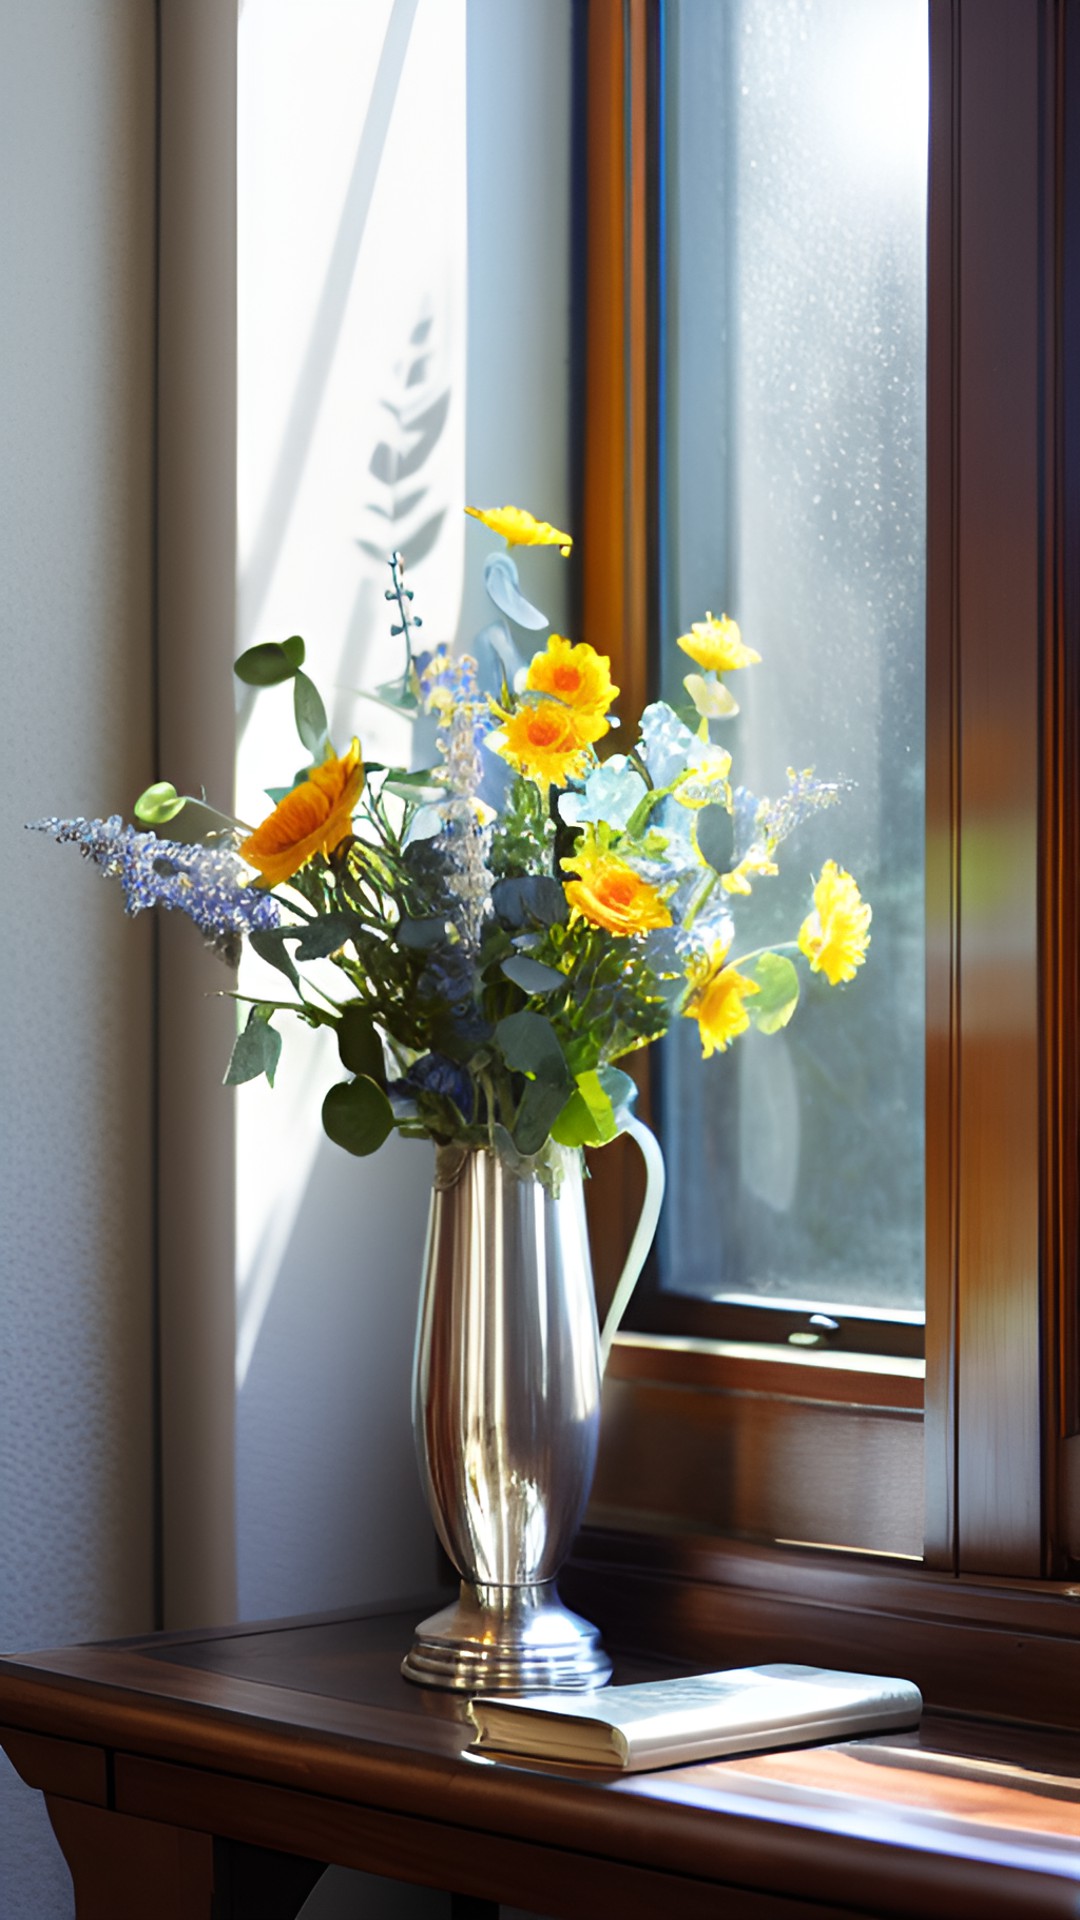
[3,1597,1080,1920]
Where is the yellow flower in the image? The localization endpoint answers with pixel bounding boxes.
[676,611,761,674]
[562,845,672,937]
[465,504,573,556]
[798,860,872,985]
[684,946,760,1057]
[494,700,605,787]
[720,845,780,895]
[239,740,364,887]
[525,635,619,717]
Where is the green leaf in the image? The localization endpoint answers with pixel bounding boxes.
[501,954,566,996]
[550,1091,598,1149]
[596,1065,638,1120]
[396,915,449,950]
[321,1076,394,1156]
[551,1069,618,1149]
[224,1008,282,1087]
[134,781,187,825]
[492,875,569,929]
[749,951,800,1034]
[495,1010,572,1088]
[281,634,306,669]
[234,642,301,687]
[337,1005,384,1081]
[247,927,300,991]
[292,913,359,960]
[695,802,736,876]
[515,1078,574,1156]
[294,670,331,759]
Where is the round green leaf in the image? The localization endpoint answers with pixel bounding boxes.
[234,642,300,687]
[321,1076,394,1156]
[749,952,800,1034]
[134,781,187,825]
[281,634,306,669]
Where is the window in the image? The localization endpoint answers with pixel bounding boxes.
[576,0,1080,1616]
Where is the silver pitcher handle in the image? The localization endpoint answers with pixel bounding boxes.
[598,1114,666,1370]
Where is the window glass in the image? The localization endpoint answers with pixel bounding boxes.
[658,0,927,1315]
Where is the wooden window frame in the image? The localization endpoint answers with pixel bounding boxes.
[575,0,1080,1674]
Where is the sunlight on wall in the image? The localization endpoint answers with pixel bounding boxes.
[235,0,466,1395]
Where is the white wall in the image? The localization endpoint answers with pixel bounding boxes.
[0,4,158,1915]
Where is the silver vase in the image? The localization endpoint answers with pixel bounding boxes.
[402,1141,612,1692]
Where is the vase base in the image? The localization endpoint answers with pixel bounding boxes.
[402,1580,612,1693]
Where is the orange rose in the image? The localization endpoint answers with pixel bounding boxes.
[562,848,671,937]
[240,740,364,887]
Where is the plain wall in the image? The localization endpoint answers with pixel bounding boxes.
[0,3,158,1915]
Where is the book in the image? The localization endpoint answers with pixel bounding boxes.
[468,1663,923,1772]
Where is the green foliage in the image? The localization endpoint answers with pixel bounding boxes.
[336,1005,385,1081]
[294,670,331,759]
[322,1076,395,1155]
[224,1007,282,1087]
[749,952,800,1034]
[134,781,187,825]
[235,640,302,687]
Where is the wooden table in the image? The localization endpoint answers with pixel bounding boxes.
[3,1598,1080,1919]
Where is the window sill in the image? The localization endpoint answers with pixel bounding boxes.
[592,1333,924,1557]
[564,1529,1080,1734]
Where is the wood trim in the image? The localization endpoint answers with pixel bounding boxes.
[608,1334,924,1411]
[591,1344,924,1558]
[0,1726,108,1806]
[924,0,961,1574]
[582,0,655,1304]
[1044,0,1080,1567]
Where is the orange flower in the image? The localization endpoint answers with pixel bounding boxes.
[240,740,364,887]
[495,700,606,787]
[525,635,619,718]
[562,846,672,937]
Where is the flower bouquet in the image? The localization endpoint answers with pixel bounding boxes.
[33,503,869,1176]
[34,501,870,1689]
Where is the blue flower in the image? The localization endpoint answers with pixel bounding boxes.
[30,816,282,941]
[557,756,647,830]
[404,1051,476,1119]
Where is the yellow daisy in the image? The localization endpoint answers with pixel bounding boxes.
[465,504,573,556]
[494,700,604,788]
[684,946,760,1057]
[798,860,872,985]
[525,635,619,717]
[676,611,761,674]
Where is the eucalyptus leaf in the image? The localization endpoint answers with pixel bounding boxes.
[683,671,739,719]
[695,802,736,876]
[224,1008,282,1088]
[134,781,187,825]
[292,913,359,960]
[749,951,800,1034]
[496,1012,573,1101]
[551,1070,618,1149]
[396,915,449,950]
[501,954,566,997]
[492,875,569,930]
[321,1076,394,1156]
[294,670,331,758]
[514,1078,572,1156]
[247,927,301,991]
[337,1005,385,1081]
[549,1091,598,1149]
[281,634,306,669]
[596,1066,638,1121]
[234,641,300,687]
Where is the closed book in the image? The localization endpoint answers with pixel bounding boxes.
[468,1663,923,1771]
